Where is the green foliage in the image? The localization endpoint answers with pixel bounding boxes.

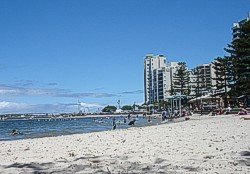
[121,105,133,111]
[189,67,203,100]
[102,105,117,113]
[173,62,190,95]
[212,56,233,107]
[225,20,250,96]
[158,100,169,109]
[138,104,147,109]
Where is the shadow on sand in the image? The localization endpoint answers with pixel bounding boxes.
[0,154,204,174]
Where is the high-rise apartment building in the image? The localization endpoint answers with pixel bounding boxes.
[152,67,168,102]
[189,63,216,97]
[232,13,250,40]
[144,54,180,104]
[144,54,167,104]
[165,62,179,96]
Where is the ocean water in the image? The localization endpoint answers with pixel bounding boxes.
[0,115,164,141]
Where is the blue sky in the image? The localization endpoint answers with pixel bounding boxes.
[0,0,249,113]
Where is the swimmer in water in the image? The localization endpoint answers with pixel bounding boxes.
[11,129,20,135]
[128,119,136,125]
[123,117,127,123]
[148,116,152,123]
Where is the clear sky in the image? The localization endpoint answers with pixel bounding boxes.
[0,0,249,113]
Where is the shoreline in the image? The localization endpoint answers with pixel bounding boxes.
[1,115,187,142]
[0,115,249,173]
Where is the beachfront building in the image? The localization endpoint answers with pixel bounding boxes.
[144,54,181,104]
[165,62,179,96]
[144,54,167,104]
[232,12,250,41]
[189,63,216,97]
[188,63,221,110]
[189,69,197,97]
[152,67,168,103]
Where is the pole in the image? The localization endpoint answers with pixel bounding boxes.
[212,90,214,104]
[175,99,177,111]
[201,97,203,115]
[179,93,182,117]
[170,67,173,95]
[170,98,173,117]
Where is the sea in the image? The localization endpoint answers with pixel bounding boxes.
[0,115,166,141]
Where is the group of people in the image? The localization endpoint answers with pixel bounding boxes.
[112,112,164,130]
[213,105,248,116]
[112,114,138,130]
[110,108,194,130]
[162,108,190,119]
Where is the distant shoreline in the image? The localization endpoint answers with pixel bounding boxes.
[0,113,162,121]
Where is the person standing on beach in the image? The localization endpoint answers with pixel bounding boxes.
[162,111,166,121]
[128,113,131,120]
[166,110,169,119]
[112,117,116,130]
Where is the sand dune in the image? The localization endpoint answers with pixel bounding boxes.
[0,115,249,173]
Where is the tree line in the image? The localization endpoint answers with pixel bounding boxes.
[102,104,146,113]
[170,20,250,107]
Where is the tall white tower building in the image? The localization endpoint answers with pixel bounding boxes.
[144,54,166,104]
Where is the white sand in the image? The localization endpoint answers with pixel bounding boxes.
[0,115,249,174]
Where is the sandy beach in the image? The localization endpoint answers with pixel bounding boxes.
[0,115,249,174]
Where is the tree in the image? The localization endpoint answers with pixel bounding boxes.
[212,56,233,107]
[173,62,190,95]
[138,104,147,109]
[158,100,169,110]
[121,105,133,111]
[225,20,250,96]
[102,105,117,113]
[189,67,203,105]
